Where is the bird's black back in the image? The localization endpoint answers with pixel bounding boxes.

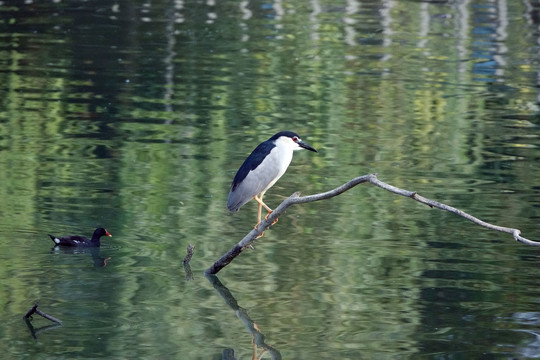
[230,131,300,192]
[230,139,276,192]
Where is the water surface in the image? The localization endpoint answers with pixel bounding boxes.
[1,1,540,359]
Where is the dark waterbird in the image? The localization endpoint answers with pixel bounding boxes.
[48,227,112,247]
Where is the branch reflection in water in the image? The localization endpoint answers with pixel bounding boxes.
[206,274,282,360]
[23,317,62,341]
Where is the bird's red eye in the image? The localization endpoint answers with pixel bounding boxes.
[292,136,299,142]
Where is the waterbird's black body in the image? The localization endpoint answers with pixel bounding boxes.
[48,228,112,247]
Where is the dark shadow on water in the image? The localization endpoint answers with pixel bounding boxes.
[23,317,62,341]
[50,246,111,267]
[205,273,282,360]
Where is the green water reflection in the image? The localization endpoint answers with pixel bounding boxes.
[1,1,540,359]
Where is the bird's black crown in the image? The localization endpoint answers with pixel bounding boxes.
[269,131,300,140]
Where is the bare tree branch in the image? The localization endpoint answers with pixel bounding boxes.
[205,174,539,275]
[23,301,62,324]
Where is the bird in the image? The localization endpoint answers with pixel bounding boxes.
[227,131,317,232]
[48,227,112,247]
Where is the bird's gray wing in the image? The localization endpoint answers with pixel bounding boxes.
[227,148,283,212]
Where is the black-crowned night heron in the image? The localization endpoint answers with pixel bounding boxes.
[227,131,317,230]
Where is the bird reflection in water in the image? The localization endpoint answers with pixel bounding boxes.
[51,246,111,267]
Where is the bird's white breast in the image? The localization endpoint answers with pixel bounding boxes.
[259,138,295,191]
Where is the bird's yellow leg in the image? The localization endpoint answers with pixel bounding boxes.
[254,193,277,227]
[266,213,278,225]
[259,192,278,225]
[254,193,272,212]
[254,195,265,224]
[263,207,278,226]
[253,195,265,238]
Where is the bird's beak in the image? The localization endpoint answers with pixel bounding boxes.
[298,141,317,153]
[105,230,112,237]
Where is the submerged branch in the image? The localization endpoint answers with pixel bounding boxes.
[24,302,62,324]
[182,244,195,281]
[205,174,539,275]
[182,244,194,265]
